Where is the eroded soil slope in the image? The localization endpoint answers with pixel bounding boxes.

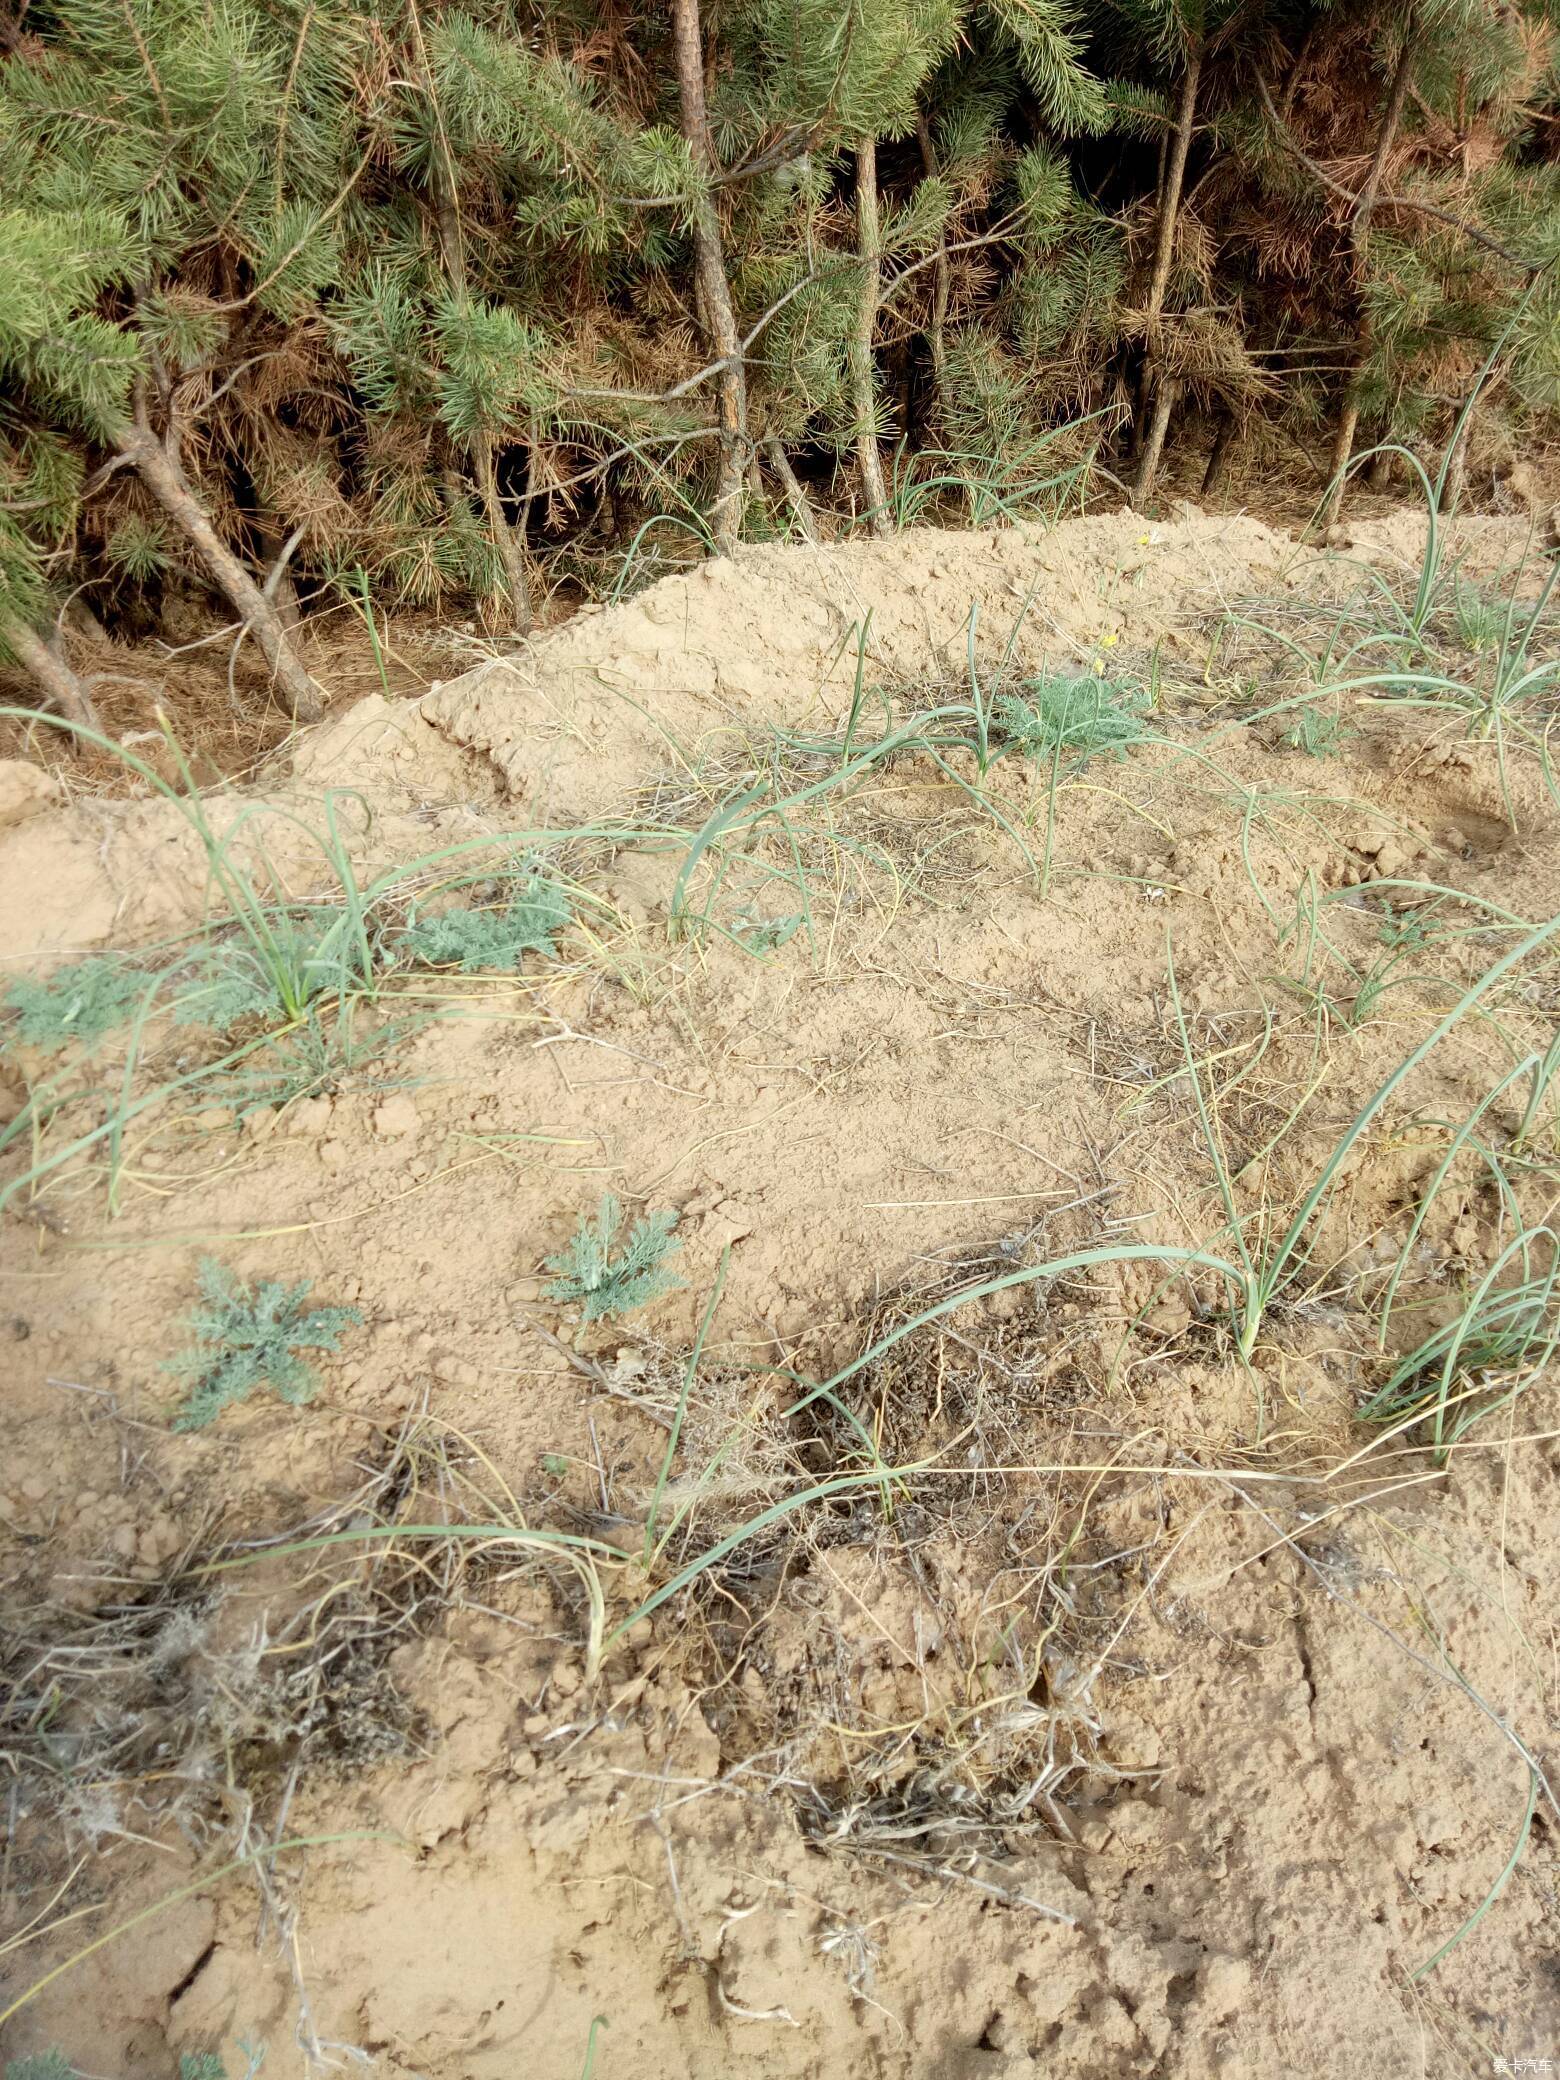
[3,506,1560,2080]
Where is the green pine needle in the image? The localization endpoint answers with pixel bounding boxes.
[543,1195,682,1323]
[164,1256,361,1431]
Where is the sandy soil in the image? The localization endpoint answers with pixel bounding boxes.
[3,503,1560,2080]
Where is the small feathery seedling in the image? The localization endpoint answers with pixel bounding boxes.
[543,1195,683,1322]
[1283,702,1356,759]
[2,956,151,1052]
[731,908,805,954]
[164,1256,361,1429]
[6,2059,227,2080]
[993,672,1151,770]
[6,2058,79,2080]
[398,873,571,972]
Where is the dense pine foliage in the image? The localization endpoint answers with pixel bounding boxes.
[1,0,1557,721]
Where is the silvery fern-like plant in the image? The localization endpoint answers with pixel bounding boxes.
[543,1196,682,1322]
[3,956,149,1051]
[400,875,571,973]
[165,1257,361,1430]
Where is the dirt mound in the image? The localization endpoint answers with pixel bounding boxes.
[3,507,1559,2080]
[424,508,1299,817]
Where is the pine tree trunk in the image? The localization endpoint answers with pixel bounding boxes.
[852,135,892,539]
[1367,444,1396,491]
[1145,47,1201,328]
[414,32,535,639]
[1,610,100,730]
[1439,411,1470,512]
[1133,379,1179,508]
[122,420,323,721]
[1325,13,1417,531]
[671,0,747,555]
[1201,412,1237,497]
[476,437,533,632]
[1319,401,1361,528]
[764,436,819,541]
[1134,44,1201,500]
[914,107,950,423]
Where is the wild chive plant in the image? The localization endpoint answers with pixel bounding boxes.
[1359,1232,1560,1461]
[172,909,359,1033]
[543,1196,682,1322]
[165,1257,361,1430]
[1166,913,1560,1364]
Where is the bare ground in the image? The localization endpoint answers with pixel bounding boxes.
[3,504,1560,2080]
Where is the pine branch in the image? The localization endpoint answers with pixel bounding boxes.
[1251,69,1542,275]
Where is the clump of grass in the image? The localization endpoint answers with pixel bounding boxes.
[2,956,150,1052]
[1359,1234,1560,1459]
[165,1256,361,1430]
[172,910,352,1033]
[399,873,571,973]
[993,673,1150,769]
[544,1195,683,1322]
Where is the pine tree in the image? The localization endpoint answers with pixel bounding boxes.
[1,0,1557,691]
[1245,0,1559,521]
[920,9,1120,507]
[0,0,366,715]
[1090,0,1272,504]
[671,0,749,551]
[367,3,696,609]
